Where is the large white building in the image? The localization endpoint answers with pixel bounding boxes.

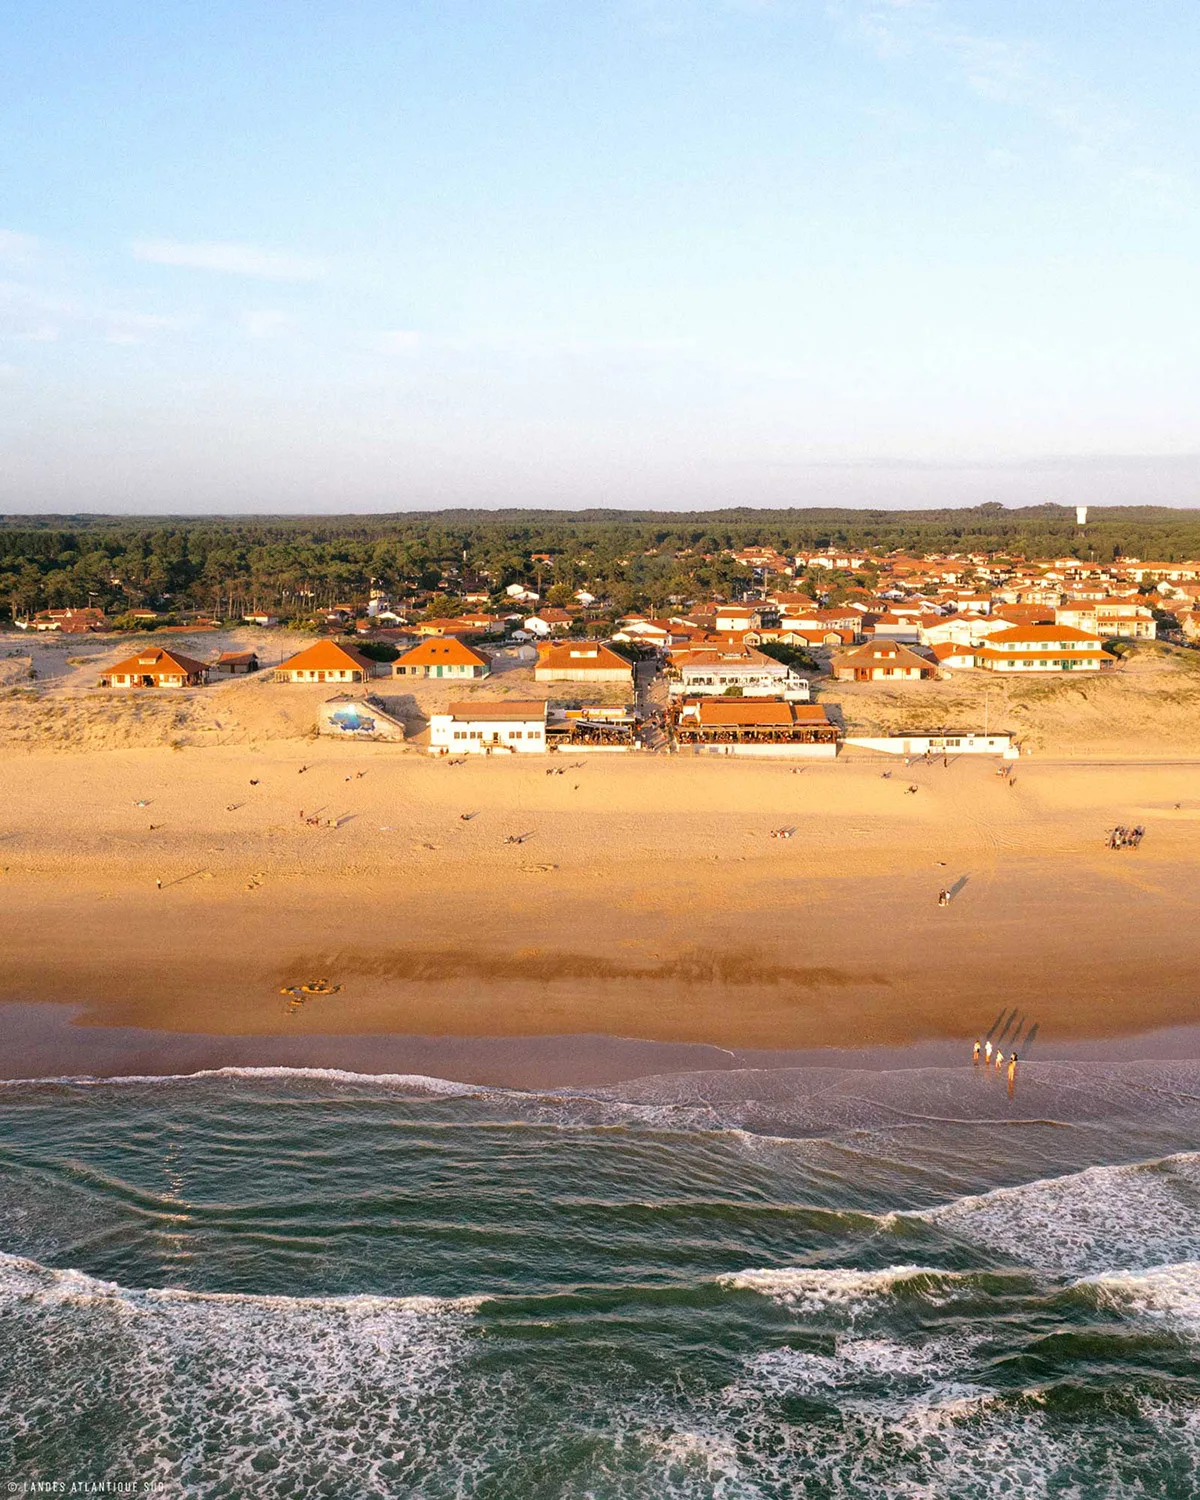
[974,624,1115,673]
[1055,602,1157,641]
[429,701,548,754]
[669,648,809,700]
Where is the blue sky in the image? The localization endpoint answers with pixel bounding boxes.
[1,0,1198,512]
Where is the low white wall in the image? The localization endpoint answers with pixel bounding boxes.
[844,734,1013,756]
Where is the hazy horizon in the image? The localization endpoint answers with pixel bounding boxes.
[3,1,1199,513]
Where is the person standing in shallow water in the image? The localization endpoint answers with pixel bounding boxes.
[973,1040,982,1065]
[1008,1053,1018,1096]
[984,1041,993,1064]
[995,1050,1004,1072]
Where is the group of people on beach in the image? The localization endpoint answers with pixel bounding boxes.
[974,1039,1019,1092]
[1106,825,1145,849]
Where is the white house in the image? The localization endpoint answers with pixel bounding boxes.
[974,624,1116,673]
[523,609,573,637]
[429,701,548,754]
[669,648,809,700]
[714,605,762,632]
[918,614,1009,649]
[1055,602,1157,641]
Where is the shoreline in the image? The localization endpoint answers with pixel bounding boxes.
[5,1002,1200,1089]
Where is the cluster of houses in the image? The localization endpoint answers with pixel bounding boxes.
[36,542,1200,770]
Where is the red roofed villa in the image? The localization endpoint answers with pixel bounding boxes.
[100,648,210,688]
[274,640,377,683]
[393,637,490,679]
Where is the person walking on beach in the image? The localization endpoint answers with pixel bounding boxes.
[973,1040,981,1065]
[984,1040,993,1064]
[155,878,162,890]
[937,888,950,906]
[1007,1052,1018,1096]
[995,1049,1004,1072]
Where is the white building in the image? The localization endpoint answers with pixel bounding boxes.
[429,701,548,754]
[974,625,1115,673]
[669,648,809,700]
[1055,602,1157,641]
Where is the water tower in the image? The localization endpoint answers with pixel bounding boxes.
[1076,506,1088,527]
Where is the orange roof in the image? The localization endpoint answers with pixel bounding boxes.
[277,640,375,673]
[985,624,1101,645]
[536,641,631,672]
[694,700,831,727]
[396,636,489,668]
[105,647,208,677]
[832,642,934,669]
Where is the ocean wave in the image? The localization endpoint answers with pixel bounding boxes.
[917,1151,1200,1275]
[0,1249,484,1497]
[0,1064,485,1096]
[1079,1261,1200,1331]
[719,1264,954,1315]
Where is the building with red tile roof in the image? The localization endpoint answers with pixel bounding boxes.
[393,637,490,679]
[274,640,376,683]
[99,647,210,688]
[534,642,633,684]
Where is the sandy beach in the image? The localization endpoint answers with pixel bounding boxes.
[2,730,1198,1057]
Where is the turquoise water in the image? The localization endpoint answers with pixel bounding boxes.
[2,1061,1200,1497]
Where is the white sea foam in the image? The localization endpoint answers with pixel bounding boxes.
[1080,1260,1200,1331]
[919,1151,1200,1275]
[720,1264,952,1317]
[0,1250,483,1497]
[0,1064,484,1096]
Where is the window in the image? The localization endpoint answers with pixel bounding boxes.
[509,730,522,739]
[469,731,481,740]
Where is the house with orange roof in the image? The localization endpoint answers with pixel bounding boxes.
[928,642,980,672]
[213,650,260,675]
[829,642,937,682]
[412,617,481,638]
[273,640,376,684]
[99,647,210,688]
[523,608,574,636]
[974,624,1116,673]
[533,641,633,685]
[25,607,108,634]
[393,637,490,679]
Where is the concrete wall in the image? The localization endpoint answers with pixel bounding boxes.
[844,734,1015,757]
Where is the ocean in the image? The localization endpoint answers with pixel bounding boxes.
[2,1058,1200,1497]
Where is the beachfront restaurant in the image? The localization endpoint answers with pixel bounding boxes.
[672,698,840,757]
[546,704,641,749]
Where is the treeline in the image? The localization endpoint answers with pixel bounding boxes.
[2,505,1200,620]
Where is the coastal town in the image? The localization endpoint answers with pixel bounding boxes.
[9,532,1199,760]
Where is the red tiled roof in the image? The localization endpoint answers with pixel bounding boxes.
[396,637,489,668]
[277,640,375,673]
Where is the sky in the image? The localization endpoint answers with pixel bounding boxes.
[1,0,1199,514]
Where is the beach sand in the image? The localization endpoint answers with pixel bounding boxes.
[2,737,1198,1055]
